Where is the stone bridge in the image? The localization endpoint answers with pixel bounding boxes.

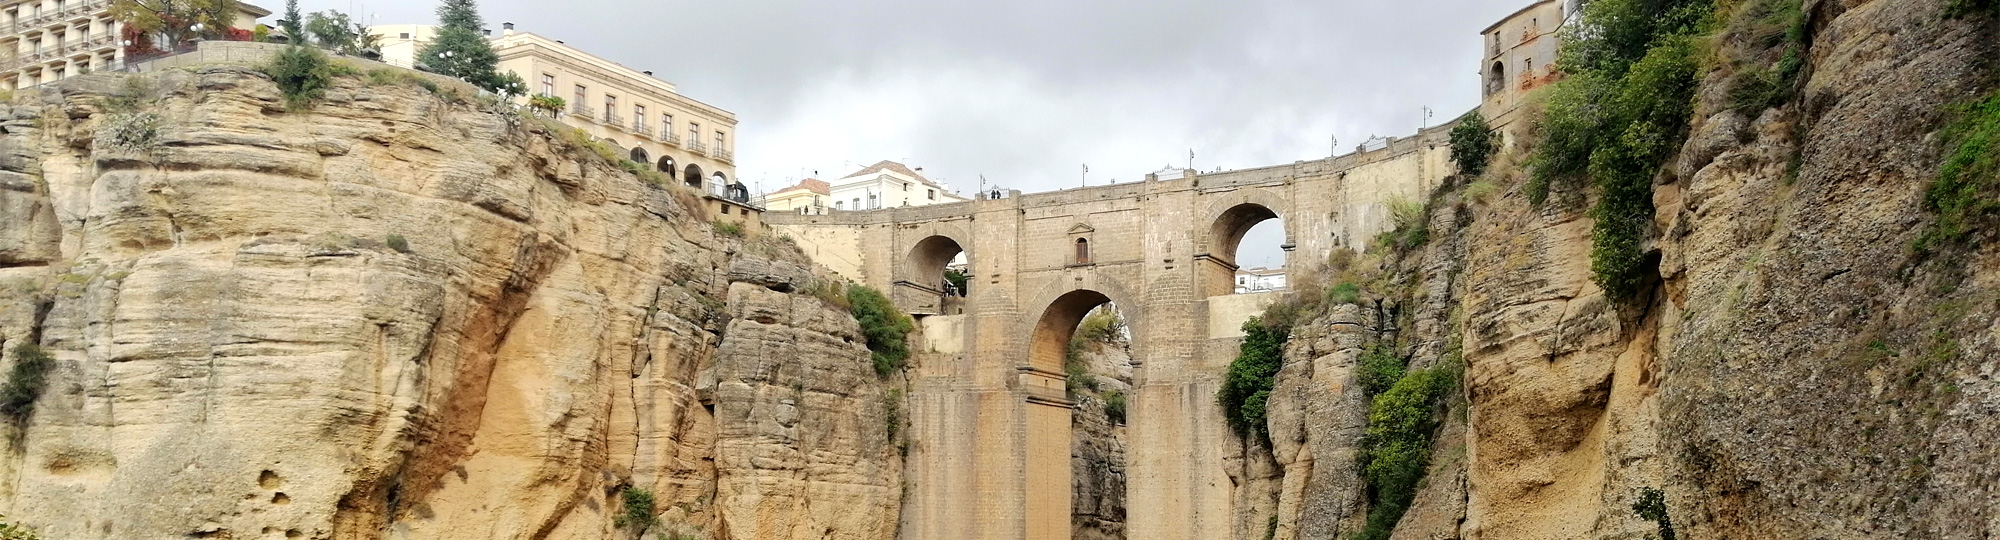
[768,123,1454,540]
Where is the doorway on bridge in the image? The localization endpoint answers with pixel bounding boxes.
[1025,291,1132,540]
[1203,203,1289,297]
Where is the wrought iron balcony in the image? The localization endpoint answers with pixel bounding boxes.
[659,132,681,146]
[569,104,594,120]
[632,122,650,135]
[688,141,707,155]
[602,116,626,131]
[713,148,733,163]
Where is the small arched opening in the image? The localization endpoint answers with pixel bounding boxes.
[683,163,705,189]
[1203,203,1286,297]
[1074,238,1092,265]
[630,147,649,164]
[1487,61,1506,96]
[710,172,729,196]
[906,235,967,300]
[657,156,677,173]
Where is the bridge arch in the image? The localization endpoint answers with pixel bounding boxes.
[1197,189,1292,297]
[1018,275,1145,373]
[906,235,967,296]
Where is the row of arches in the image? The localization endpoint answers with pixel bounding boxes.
[620,147,742,200]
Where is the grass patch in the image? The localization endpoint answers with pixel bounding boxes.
[1327,282,1362,305]
[712,220,746,239]
[847,284,914,376]
[385,234,411,254]
[1,342,55,423]
[1376,197,1431,251]
[0,514,42,540]
[1913,90,2000,252]
[95,112,162,153]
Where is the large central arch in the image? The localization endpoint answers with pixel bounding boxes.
[1021,288,1117,540]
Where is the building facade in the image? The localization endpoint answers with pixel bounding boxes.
[373,23,741,201]
[764,177,831,215]
[1233,267,1286,293]
[829,160,969,212]
[0,0,269,89]
[1478,0,1564,138]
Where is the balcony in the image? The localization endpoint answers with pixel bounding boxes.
[713,148,733,163]
[688,141,707,155]
[659,132,681,146]
[602,116,626,131]
[570,104,594,120]
[632,122,650,135]
[8,0,110,34]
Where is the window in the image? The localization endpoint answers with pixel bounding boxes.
[604,94,617,120]
[573,84,587,110]
[633,104,646,127]
[902,182,908,192]
[400,32,411,39]
[714,130,725,150]
[867,193,878,209]
[1074,238,1091,265]
[928,189,936,201]
[852,198,860,209]
[836,201,845,210]
[689,122,700,145]
[721,205,730,215]
[661,113,674,136]
[540,74,554,96]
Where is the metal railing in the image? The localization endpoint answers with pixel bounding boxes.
[3,0,111,36]
[0,32,118,72]
[688,141,707,155]
[712,148,732,163]
[659,132,680,146]
[601,115,625,130]
[632,121,649,135]
[569,104,594,120]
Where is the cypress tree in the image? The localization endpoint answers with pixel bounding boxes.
[281,0,303,42]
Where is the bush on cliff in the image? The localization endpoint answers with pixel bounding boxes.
[1217,316,1288,441]
[1526,0,1711,301]
[1448,111,1499,178]
[847,284,914,376]
[1,342,54,423]
[1916,90,2000,252]
[1354,362,1458,540]
[265,45,342,110]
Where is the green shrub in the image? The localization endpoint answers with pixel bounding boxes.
[1448,111,1500,178]
[847,284,914,376]
[1632,487,1676,540]
[1353,365,1458,540]
[883,388,903,440]
[1527,0,1711,300]
[1217,316,1289,441]
[385,234,410,254]
[265,45,339,111]
[1722,0,1806,116]
[365,68,442,94]
[1103,390,1127,425]
[1914,90,2000,252]
[1946,0,1996,17]
[0,514,41,540]
[1,342,55,422]
[1355,345,1405,396]
[712,220,746,239]
[616,487,658,530]
[96,112,162,152]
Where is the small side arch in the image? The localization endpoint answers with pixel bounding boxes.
[630,146,650,163]
[658,155,677,173]
[1016,275,1145,374]
[683,163,705,189]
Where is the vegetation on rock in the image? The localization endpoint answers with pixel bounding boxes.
[1217,316,1288,441]
[847,284,914,376]
[1632,486,1677,540]
[265,45,348,111]
[1527,0,1712,300]
[1354,360,1458,540]
[0,515,41,540]
[1915,90,2000,252]
[1448,111,1500,178]
[615,487,659,530]
[1,342,54,423]
[304,10,380,56]
[1720,0,1808,116]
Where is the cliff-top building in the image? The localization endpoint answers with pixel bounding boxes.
[829,160,969,212]
[1479,0,1564,139]
[372,23,748,216]
[0,0,270,89]
[764,177,831,216]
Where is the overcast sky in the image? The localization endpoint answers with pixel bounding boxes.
[300,0,1522,269]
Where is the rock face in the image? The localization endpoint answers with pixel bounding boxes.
[0,66,900,540]
[1240,1,2000,539]
[1070,344,1131,540]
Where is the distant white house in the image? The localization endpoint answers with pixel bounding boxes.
[1235,267,1287,293]
[830,160,970,211]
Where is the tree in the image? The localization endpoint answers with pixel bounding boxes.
[279,0,302,42]
[111,0,239,49]
[1448,111,1499,178]
[305,11,380,56]
[415,0,514,94]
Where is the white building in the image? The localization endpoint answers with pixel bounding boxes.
[1235,267,1287,293]
[829,160,969,212]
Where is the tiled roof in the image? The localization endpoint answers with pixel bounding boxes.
[839,160,944,189]
[773,178,830,195]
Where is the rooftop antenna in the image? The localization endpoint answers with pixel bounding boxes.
[1081,164,1089,187]
[1331,135,1338,157]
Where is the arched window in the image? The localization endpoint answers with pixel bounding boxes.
[710,172,728,195]
[683,163,704,189]
[658,156,676,173]
[1074,238,1091,265]
[630,147,649,164]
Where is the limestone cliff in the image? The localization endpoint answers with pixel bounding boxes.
[0,65,902,540]
[1239,0,2000,538]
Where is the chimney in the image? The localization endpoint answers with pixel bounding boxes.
[502,22,515,36]
[643,70,654,76]
[482,29,491,36]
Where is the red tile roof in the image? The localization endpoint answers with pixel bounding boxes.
[772,178,831,196]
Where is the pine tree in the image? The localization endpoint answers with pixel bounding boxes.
[415,0,518,94]
[280,0,302,42]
